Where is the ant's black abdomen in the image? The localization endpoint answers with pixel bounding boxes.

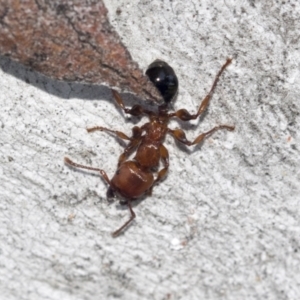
[146,60,179,103]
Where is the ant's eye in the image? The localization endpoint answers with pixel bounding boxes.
[146,60,179,103]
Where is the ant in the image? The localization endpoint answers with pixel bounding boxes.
[64,58,234,237]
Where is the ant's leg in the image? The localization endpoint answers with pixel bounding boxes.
[112,90,153,117]
[65,156,136,237]
[87,125,144,165]
[117,126,144,165]
[147,145,169,196]
[87,125,134,165]
[155,144,169,183]
[64,157,111,185]
[118,139,140,165]
[87,126,131,140]
[111,200,136,237]
[168,125,234,146]
[170,58,232,121]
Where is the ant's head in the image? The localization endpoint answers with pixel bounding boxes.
[146,60,179,104]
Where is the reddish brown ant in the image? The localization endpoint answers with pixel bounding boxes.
[64,58,234,237]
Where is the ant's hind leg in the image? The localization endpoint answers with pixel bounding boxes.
[168,125,234,146]
[112,89,153,117]
[64,157,111,186]
[171,58,232,121]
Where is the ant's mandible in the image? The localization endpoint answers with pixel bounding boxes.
[64,58,234,237]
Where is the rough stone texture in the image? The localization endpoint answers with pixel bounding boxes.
[0,0,162,102]
[1,0,300,299]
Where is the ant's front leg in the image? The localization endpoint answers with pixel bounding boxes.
[111,200,136,237]
[147,144,169,196]
[155,145,169,184]
[112,90,153,117]
[117,126,144,165]
[169,58,232,121]
[168,125,234,146]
